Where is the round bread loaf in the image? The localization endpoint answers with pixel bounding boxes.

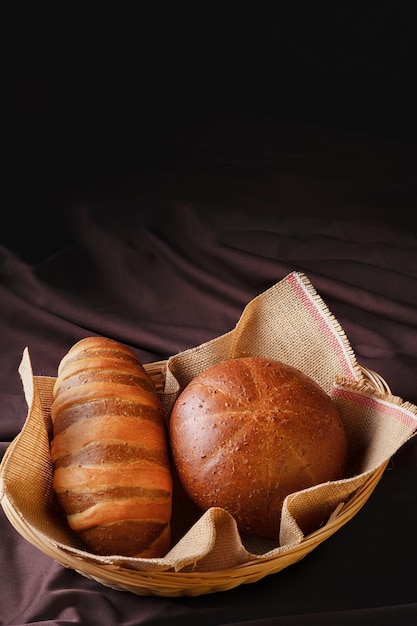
[50,336,172,557]
[169,356,348,540]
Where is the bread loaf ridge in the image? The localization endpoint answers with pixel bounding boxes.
[169,356,348,540]
[50,336,172,557]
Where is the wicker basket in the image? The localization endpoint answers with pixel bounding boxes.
[0,361,391,597]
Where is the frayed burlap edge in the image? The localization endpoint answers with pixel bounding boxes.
[1,272,416,574]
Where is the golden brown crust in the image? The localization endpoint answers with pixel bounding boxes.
[169,356,348,540]
[79,520,171,558]
[53,356,155,396]
[56,336,140,375]
[51,396,160,437]
[50,336,172,557]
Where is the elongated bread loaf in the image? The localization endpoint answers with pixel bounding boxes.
[50,336,172,557]
[169,356,348,540]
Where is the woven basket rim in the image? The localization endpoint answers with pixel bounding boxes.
[0,363,391,597]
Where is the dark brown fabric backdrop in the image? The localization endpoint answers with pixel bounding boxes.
[2,5,417,625]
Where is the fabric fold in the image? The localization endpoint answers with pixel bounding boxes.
[1,272,416,575]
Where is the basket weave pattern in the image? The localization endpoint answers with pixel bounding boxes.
[0,361,389,596]
[1,273,416,596]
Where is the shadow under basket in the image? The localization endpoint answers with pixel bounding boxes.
[0,361,391,597]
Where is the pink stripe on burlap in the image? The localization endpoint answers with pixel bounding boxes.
[287,273,357,379]
[333,384,417,431]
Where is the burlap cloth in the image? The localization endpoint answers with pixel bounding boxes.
[1,272,417,573]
